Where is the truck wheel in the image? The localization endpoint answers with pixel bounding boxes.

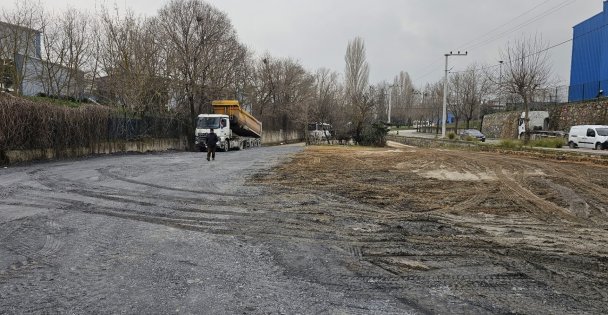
[568,141,576,149]
[596,143,603,150]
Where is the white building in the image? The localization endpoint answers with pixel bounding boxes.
[0,21,83,98]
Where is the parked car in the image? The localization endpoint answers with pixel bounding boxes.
[460,129,486,142]
[568,125,608,150]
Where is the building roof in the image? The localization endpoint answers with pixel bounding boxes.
[0,21,41,34]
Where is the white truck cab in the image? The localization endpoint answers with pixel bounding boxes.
[308,122,332,140]
[195,114,231,151]
[518,111,549,138]
[568,125,608,150]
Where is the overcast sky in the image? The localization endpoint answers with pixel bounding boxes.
[18,0,605,87]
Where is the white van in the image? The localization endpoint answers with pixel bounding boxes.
[568,125,608,150]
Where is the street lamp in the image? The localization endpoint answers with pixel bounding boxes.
[442,51,467,138]
[498,60,504,110]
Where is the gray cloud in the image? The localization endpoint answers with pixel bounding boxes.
[33,0,603,87]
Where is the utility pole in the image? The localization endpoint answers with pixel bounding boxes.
[442,51,467,138]
[387,84,398,124]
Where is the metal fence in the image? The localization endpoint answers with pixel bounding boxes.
[496,82,605,112]
[568,80,608,102]
[106,116,183,141]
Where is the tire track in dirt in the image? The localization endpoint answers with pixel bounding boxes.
[471,151,608,223]
[494,166,583,223]
[259,146,608,313]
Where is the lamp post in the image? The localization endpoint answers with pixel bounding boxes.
[498,60,503,110]
[442,51,467,138]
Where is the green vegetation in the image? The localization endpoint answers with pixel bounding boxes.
[529,137,566,148]
[497,137,566,150]
[498,139,523,150]
[360,122,389,147]
[447,132,456,140]
[464,135,477,142]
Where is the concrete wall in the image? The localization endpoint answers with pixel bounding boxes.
[262,130,303,144]
[3,137,187,165]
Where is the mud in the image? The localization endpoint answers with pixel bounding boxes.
[254,145,608,314]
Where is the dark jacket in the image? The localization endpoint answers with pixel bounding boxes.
[206,132,219,147]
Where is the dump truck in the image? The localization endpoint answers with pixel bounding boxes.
[517,111,566,139]
[195,100,262,152]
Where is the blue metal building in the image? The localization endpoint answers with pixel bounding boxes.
[569,1,608,102]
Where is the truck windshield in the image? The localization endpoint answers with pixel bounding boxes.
[197,117,220,129]
[596,128,608,136]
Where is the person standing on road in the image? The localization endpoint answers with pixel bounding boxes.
[206,129,219,161]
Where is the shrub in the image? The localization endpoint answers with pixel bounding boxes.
[498,139,523,150]
[359,122,389,147]
[530,137,566,148]
[465,135,476,142]
[447,132,456,140]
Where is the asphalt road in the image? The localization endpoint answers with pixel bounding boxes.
[0,145,418,314]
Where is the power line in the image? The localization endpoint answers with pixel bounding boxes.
[450,20,608,75]
[457,0,553,49]
[467,0,576,51]
[413,0,576,85]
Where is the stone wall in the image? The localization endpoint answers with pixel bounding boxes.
[481,100,608,139]
[550,100,608,130]
[481,112,521,139]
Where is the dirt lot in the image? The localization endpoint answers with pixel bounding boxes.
[1,143,607,314]
[254,143,608,314]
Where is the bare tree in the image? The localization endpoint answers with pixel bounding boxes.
[270,58,314,130]
[447,72,464,131]
[59,8,90,99]
[423,81,444,134]
[157,0,244,149]
[344,37,370,142]
[97,8,165,113]
[449,64,491,130]
[311,68,341,143]
[312,68,340,124]
[391,71,415,126]
[500,35,552,142]
[36,8,91,98]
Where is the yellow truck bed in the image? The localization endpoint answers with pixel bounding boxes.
[211,100,262,138]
